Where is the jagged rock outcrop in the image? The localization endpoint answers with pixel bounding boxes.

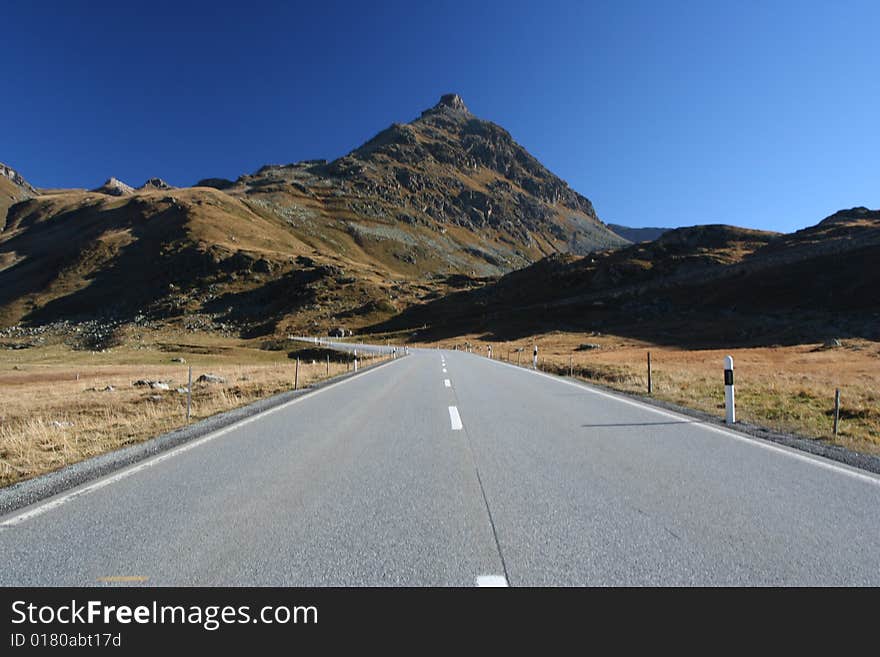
[93,177,135,196]
[139,177,174,191]
[1,163,36,196]
[421,93,470,117]
[1,162,36,231]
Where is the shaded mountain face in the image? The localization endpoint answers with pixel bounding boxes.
[369,211,880,347]
[0,95,625,334]
[607,223,671,243]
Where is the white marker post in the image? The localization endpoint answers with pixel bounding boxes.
[724,355,735,424]
[488,346,492,359]
[354,349,358,373]
[186,366,192,423]
[533,345,538,369]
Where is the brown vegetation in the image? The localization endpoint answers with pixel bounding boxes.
[0,338,386,487]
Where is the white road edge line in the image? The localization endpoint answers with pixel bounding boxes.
[476,575,508,587]
[489,358,880,487]
[0,356,405,527]
[444,379,451,388]
[448,406,463,431]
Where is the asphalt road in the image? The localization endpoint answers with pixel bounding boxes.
[1,348,878,586]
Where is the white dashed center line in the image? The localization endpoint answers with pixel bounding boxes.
[448,406,463,430]
[444,379,451,388]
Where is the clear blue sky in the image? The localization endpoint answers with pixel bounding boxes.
[4,0,877,233]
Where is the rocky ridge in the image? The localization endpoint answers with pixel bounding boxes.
[1,163,36,196]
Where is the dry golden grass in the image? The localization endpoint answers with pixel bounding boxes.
[0,344,386,487]
[432,332,880,456]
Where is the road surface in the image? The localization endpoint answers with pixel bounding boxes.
[1,347,878,585]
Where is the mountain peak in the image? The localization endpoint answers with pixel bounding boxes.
[139,177,174,191]
[93,177,135,196]
[421,93,470,118]
[437,93,468,112]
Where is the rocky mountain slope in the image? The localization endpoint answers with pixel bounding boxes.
[211,94,626,275]
[0,163,36,231]
[370,208,880,347]
[0,95,626,337]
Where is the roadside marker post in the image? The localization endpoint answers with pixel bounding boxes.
[294,357,299,391]
[834,388,841,436]
[354,350,358,372]
[186,366,192,423]
[488,345,492,359]
[569,354,573,377]
[533,345,538,369]
[327,354,330,377]
[724,356,735,424]
[647,351,653,394]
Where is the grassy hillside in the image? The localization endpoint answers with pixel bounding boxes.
[0,95,628,337]
[370,209,880,347]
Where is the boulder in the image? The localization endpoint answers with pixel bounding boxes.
[253,258,273,273]
[196,373,226,384]
[132,379,170,389]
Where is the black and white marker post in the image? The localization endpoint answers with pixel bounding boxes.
[533,345,538,369]
[487,345,492,359]
[724,355,735,424]
[354,349,358,373]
